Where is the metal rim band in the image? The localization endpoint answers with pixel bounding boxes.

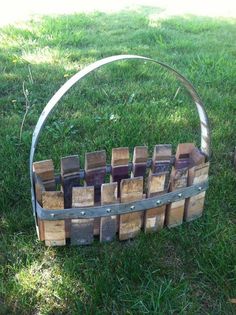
[37,180,208,220]
[30,54,211,216]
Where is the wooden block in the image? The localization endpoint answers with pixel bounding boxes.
[131,146,148,178]
[190,147,206,167]
[42,191,66,246]
[100,182,118,242]
[152,144,172,174]
[119,177,143,240]
[33,159,56,191]
[144,206,166,232]
[147,173,166,198]
[111,147,129,197]
[185,162,209,221]
[85,150,106,203]
[33,160,56,241]
[144,172,167,233]
[84,150,106,234]
[166,167,188,227]
[71,186,94,245]
[34,175,45,241]
[61,155,80,239]
[175,143,195,169]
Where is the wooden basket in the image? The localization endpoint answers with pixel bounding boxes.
[30,55,210,246]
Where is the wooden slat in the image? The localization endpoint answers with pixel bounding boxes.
[33,159,56,241]
[61,155,80,238]
[33,159,56,190]
[100,182,118,242]
[71,186,94,245]
[190,147,206,167]
[166,143,192,228]
[42,191,65,246]
[144,172,167,232]
[131,146,148,177]
[85,150,106,203]
[34,175,45,241]
[111,147,129,197]
[152,144,172,174]
[175,143,195,169]
[85,150,106,235]
[185,162,209,221]
[119,177,144,240]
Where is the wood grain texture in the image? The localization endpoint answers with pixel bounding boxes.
[33,159,56,190]
[71,186,94,245]
[152,144,172,174]
[42,191,65,246]
[185,162,209,221]
[144,172,167,232]
[131,146,148,178]
[34,175,45,240]
[61,155,80,238]
[175,143,195,169]
[100,182,118,242]
[33,160,56,241]
[84,150,106,234]
[119,177,143,240]
[85,150,106,203]
[166,144,192,228]
[111,147,130,197]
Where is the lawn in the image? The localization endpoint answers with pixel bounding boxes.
[0,7,236,315]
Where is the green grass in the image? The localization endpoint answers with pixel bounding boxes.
[0,7,236,314]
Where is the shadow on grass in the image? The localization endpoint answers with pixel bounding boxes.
[0,7,236,315]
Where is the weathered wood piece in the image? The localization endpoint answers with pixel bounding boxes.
[61,155,80,238]
[33,159,56,191]
[100,182,118,242]
[185,161,209,221]
[84,150,106,203]
[33,159,56,241]
[152,144,172,174]
[34,175,45,240]
[84,150,106,235]
[144,172,166,232]
[175,143,195,169]
[131,146,148,178]
[71,186,94,245]
[42,191,65,246]
[119,177,144,240]
[166,143,193,228]
[111,147,129,197]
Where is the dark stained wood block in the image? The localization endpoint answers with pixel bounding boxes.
[111,147,130,197]
[85,150,106,203]
[131,146,148,178]
[61,155,80,238]
[152,144,172,174]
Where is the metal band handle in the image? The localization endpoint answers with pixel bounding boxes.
[30,55,210,215]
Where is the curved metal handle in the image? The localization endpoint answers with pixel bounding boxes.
[30,54,210,215]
